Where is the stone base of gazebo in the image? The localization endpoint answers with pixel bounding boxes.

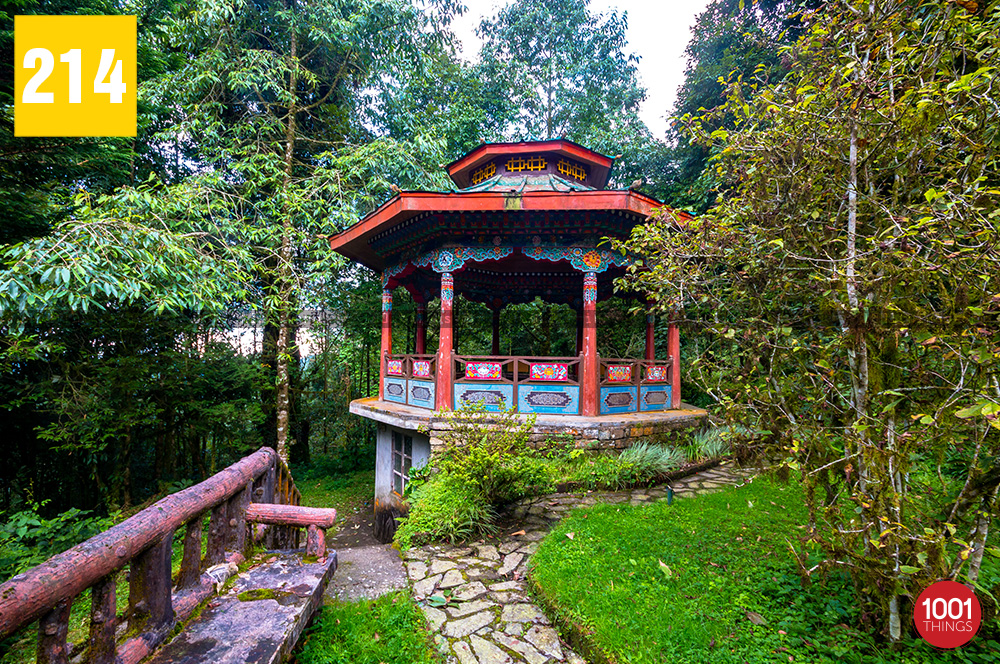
[351,397,708,452]
[356,397,709,542]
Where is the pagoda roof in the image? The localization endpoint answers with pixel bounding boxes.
[446,139,614,189]
[329,188,671,272]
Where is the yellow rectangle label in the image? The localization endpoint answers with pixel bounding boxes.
[15,15,137,137]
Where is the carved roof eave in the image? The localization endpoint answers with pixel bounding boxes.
[328,190,689,273]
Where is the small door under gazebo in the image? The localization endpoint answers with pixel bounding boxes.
[328,139,707,541]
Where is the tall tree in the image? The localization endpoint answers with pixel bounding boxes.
[619,0,1000,638]
[477,0,647,154]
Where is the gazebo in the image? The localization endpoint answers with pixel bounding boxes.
[329,140,707,540]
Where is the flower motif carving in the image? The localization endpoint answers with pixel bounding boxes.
[522,245,629,273]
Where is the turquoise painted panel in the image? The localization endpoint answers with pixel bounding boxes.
[639,386,672,412]
[454,382,514,412]
[518,385,580,415]
[384,377,407,404]
[407,379,435,410]
[600,385,638,415]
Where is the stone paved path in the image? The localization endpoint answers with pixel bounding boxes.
[402,461,755,664]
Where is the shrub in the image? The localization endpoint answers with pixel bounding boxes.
[0,501,117,582]
[394,474,496,550]
[572,443,686,490]
[396,406,553,549]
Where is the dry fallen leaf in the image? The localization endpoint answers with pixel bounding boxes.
[746,611,767,626]
[566,532,575,540]
[510,529,526,537]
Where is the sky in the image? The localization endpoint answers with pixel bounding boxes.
[448,0,713,139]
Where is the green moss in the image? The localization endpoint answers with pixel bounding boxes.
[237,588,295,602]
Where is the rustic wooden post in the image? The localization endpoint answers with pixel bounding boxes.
[415,304,427,354]
[306,525,326,558]
[226,482,251,556]
[668,315,681,409]
[36,597,71,664]
[89,575,116,664]
[205,502,229,566]
[379,286,392,400]
[129,535,173,632]
[178,517,203,588]
[580,271,599,417]
[436,271,454,410]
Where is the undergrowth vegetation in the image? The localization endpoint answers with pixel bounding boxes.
[395,410,736,548]
[529,478,1000,664]
[295,592,438,664]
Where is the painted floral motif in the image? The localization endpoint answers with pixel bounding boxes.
[523,246,630,273]
[413,360,432,378]
[441,272,454,302]
[529,363,568,381]
[381,289,392,312]
[414,246,514,273]
[583,272,598,303]
[646,365,669,382]
[381,262,407,288]
[607,365,632,382]
[465,362,502,380]
[386,359,404,376]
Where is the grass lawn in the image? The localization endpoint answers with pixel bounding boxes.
[294,591,439,664]
[529,477,1000,664]
[294,467,373,522]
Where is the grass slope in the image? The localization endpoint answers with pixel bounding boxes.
[294,591,439,664]
[529,478,1000,664]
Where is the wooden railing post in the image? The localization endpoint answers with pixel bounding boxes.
[205,502,229,567]
[89,575,116,664]
[227,482,252,557]
[178,517,203,589]
[36,597,71,664]
[128,535,173,632]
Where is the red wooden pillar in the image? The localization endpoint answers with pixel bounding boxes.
[491,307,501,356]
[581,271,599,417]
[668,314,681,409]
[645,312,655,361]
[379,288,392,400]
[435,272,454,410]
[415,304,427,354]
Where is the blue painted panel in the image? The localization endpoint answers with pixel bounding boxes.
[639,386,672,412]
[454,383,514,412]
[518,385,580,415]
[407,379,435,410]
[600,385,638,415]
[383,377,407,404]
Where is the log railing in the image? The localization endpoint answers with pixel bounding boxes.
[0,447,326,664]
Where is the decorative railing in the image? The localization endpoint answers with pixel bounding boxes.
[384,353,437,409]
[455,355,583,415]
[0,447,331,664]
[599,357,674,414]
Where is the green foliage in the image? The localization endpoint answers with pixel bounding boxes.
[570,442,686,491]
[295,591,438,664]
[434,407,549,504]
[395,407,552,548]
[0,501,116,582]
[530,478,1000,663]
[617,0,1000,636]
[394,473,497,550]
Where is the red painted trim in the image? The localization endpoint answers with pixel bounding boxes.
[379,291,392,400]
[581,275,599,417]
[328,190,684,271]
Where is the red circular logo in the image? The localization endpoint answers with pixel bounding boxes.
[914,581,981,648]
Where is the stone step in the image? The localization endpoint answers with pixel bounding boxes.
[145,551,337,664]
